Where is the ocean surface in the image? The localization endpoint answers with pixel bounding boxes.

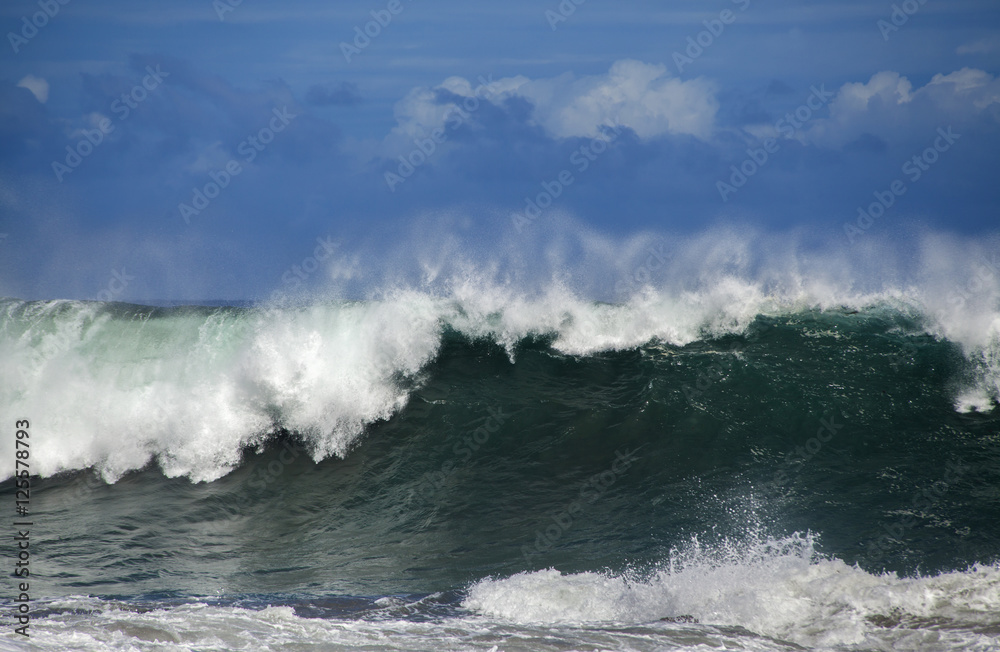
[2,256,1000,650]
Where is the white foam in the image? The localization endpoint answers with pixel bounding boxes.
[464,533,1000,651]
[0,295,443,482]
[20,585,998,652]
[1,598,774,652]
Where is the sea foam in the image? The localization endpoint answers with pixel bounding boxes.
[464,532,1000,650]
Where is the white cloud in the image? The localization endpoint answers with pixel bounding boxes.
[516,59,718,140]
[17,74,49,104]
[957,36,1000,55]
[832,71,913,113]
[926,68,1000,110]
[805,68,1000,148]
[388,63,1000,155]
[383,73,523,155]
[387,59,718,146]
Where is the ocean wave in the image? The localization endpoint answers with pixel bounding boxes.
[1,229,998,483]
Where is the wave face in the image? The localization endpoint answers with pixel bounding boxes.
[2,233,1000,650]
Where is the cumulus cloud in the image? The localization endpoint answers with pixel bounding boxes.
[831,71,913,113]
[388,59,718,144]
[516,59,718,140]
[925,68,1000,109]
[805,68,1000,148]
[17,75,49,104]
[388,75,502,141]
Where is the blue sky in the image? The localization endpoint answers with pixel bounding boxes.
[0,0,998,300]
